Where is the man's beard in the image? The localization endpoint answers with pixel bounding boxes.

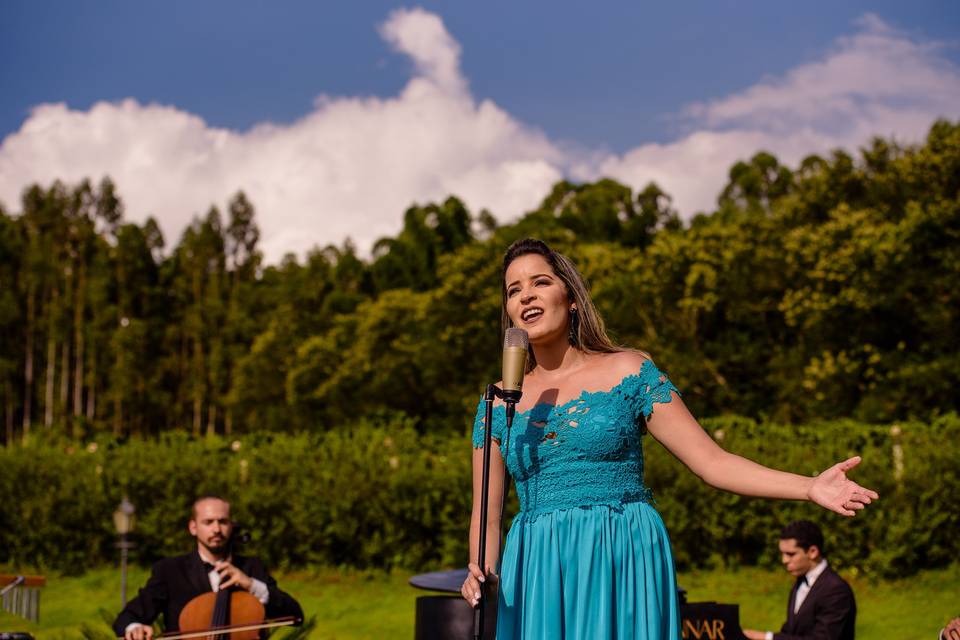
[201,535,230,556]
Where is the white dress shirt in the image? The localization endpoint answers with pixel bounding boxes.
[199,548,270,604]
[794,558,828,614]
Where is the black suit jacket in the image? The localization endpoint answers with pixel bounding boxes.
[774,565,856,640]
[112,551,303,634]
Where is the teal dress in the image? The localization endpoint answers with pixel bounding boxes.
[472,360,682,640]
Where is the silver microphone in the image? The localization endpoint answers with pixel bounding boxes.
[501,327,528,403]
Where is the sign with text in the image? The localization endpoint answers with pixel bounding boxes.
[681,602,747,640]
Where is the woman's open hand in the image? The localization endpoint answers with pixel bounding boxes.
[808,456,879,516]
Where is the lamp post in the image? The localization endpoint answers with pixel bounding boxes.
[113,496,135,609]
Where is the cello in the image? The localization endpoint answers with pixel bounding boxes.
[174,588,296,640]
[168,525,299,640]
[116,587,299,640]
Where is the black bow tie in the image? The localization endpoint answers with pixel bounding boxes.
[797,575,808,586]
[202,562,217,574]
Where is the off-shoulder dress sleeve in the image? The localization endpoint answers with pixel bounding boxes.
[620,359,680,423]
[471,396,503,448]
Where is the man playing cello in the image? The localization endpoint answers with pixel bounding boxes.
[113,495,303,639]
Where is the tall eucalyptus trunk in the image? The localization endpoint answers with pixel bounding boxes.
[191,260,205,437]
[113,321,124,437]
[4,393,12,445]
[73,262,86,421]
[113,395,122,436]
[206,404,217,437]
[22,284,34,436]
[60,324,70,424]
[43,287,58,428]
[85,349,96,422]
[192,339,203,437]
[59,265,73,421]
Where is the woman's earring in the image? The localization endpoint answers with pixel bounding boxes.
[568,307,580,346]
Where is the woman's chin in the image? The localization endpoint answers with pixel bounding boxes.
[526,326,567,347]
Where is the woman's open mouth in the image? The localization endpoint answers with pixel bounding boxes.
[521,307,544,323]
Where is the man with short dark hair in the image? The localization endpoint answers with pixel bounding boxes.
[744,520,856,640]
[112,495,302,640]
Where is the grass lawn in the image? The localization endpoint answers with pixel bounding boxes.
[2,564,957,639]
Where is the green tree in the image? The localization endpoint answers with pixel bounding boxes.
[0,207,24,443]
[370,196,474,293]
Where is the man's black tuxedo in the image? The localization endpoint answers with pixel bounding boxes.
[774,565,856,640]
[112,551,303,634]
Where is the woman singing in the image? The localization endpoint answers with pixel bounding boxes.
[461,238,878,639]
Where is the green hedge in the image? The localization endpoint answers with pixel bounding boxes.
[2,415,957,578]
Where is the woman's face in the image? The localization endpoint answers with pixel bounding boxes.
[504,253,572,345]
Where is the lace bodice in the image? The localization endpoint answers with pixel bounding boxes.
[472,360,679,517]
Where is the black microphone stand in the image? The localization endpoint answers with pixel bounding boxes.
[475,383,519,640]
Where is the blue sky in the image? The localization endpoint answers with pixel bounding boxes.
[1,2,958,260]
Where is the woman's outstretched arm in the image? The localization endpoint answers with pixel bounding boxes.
[646,393,878,516]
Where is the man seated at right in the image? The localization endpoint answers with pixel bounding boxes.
[744,520,856,640]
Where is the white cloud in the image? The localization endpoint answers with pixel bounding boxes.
[596,13,960,214]
[685,13,958,133]
[378,7,466,96]
[0,11,957,260]
[0,8,562,261]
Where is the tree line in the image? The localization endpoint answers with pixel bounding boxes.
[0,120,957,443]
